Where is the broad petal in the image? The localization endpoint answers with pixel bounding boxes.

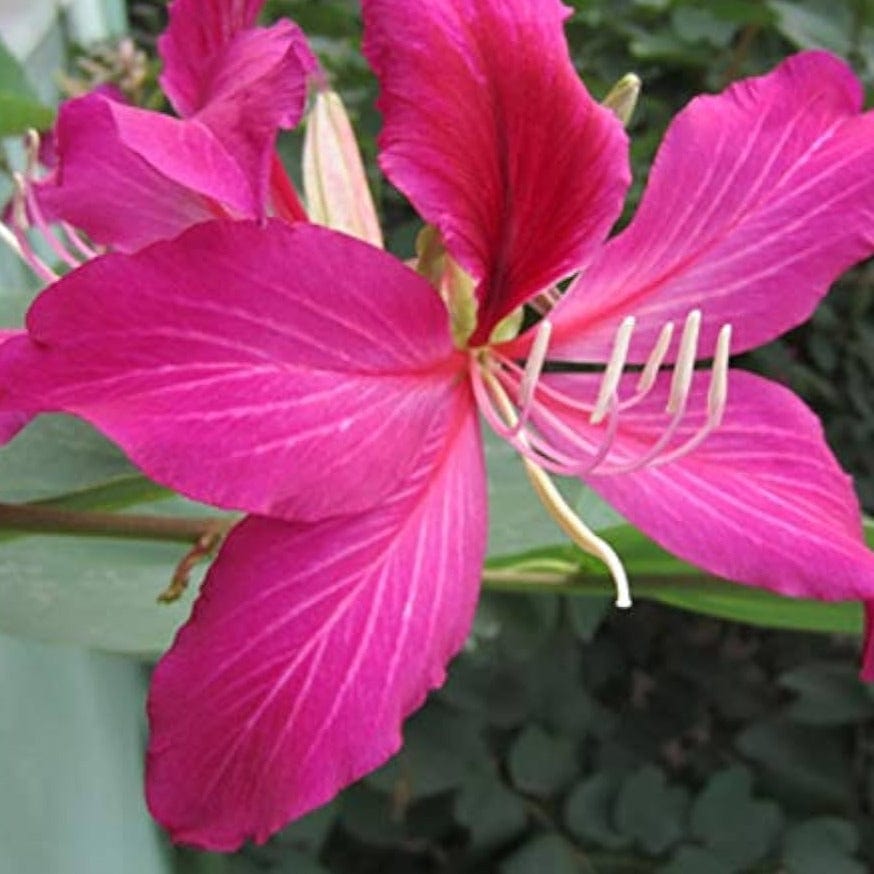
[0,330,31,445]
[35,94,253,251]
[547,51,874,363]
[3,221,461,521]
[146,392,486,849]
[531,370,874,602]
[362,0,629,344]
[159,0,317,210]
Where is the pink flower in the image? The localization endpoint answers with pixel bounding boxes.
[4,0,874,850]
[11,0,316,265]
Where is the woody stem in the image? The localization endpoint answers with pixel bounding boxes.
[0,501,237,543]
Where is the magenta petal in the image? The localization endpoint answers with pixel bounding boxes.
[0,330,32,445]
[146,396,486,849]
[5,221,462,521]
[159,0,262,116]
[159,0,315,118]
[36,94,252,251]
[548,51,874,363]
[533,370,874,602]
[159,0,316,211]
[362,0,629,343]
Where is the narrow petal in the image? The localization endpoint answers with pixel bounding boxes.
[146,392,486,849]
[547,51,874,363]
[159,0,317,211]
[3,221,461,521]
[362,0,629,343]
[531,370,874,602]
[35,94,253,251]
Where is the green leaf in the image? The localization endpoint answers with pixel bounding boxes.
[507,725,578,797]
[736,719,854,807]
[0,415,136,503]
[566,596,613,642]
[768,0,853,54]
[564,773,630,850]
[484,520,873,637]
[500,833,579,874]
[485,427,590,555]
[0,36,38,98]
[690,766,783,870]
[780,661,874,725]
[453,773,528,850]
[367,703,488,800]
[0,93,54,137]
[658,846,734,874]
[783,818,865,874]
[0,496,213,656]
[0,634,173,874]
[615,765,689,855]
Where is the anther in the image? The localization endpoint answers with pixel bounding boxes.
[591,315,635,424]
[667,309,701,414]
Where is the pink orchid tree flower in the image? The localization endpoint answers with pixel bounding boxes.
[3,0,317,278]
[3,0,874,850]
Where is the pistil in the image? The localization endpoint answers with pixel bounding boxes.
[477,356,633,609]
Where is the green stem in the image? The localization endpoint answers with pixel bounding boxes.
[0,501,235,543]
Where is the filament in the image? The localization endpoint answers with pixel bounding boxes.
[479,363,632,609]
[479,309,733,481]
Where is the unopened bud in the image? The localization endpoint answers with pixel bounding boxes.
[602,73,641,127]
[303,89,383,247]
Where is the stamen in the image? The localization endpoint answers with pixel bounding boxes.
[707,323,732,427]
[7,179,58,283]
[591,315,635,424]
[635,321,674,396]
[61,222,99,259]
[478,362,632,608]
[667,309,701,414]
[516,319,552,432]
[17,173,81,270]
[24,129,40,179]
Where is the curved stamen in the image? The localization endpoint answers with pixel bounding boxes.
[17,173,81,270]
[627,320,674,403]
[478,362,632,608]
[645,323,733,468]
[6,180,58,283]
[667,309,701,414]
[590,315,635,424]
[514,318,552,436]
[61,222,100,259]
[481,310,732,484]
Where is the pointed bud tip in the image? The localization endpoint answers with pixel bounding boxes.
[602,73,642,127]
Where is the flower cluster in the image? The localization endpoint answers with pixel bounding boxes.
[2,0,874,851]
